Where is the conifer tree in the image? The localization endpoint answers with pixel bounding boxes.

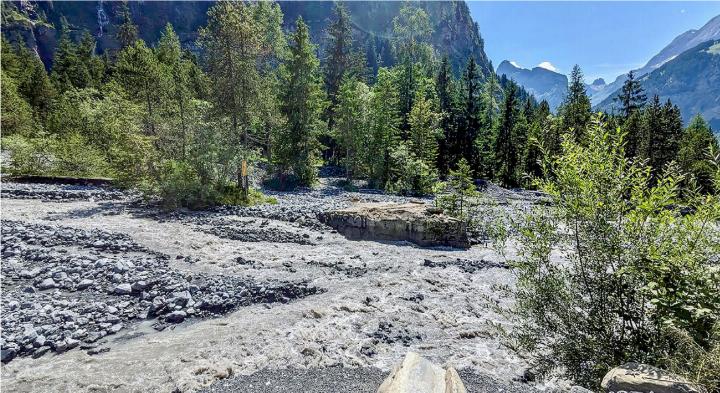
[476,73,500,179]
[156,23,193,159]
[116,3,138,49]
[560,65,591,142]
[335,77,371,183]
[523,100,552,179]
[435,55,456,175]
[459,57,481,170]
[392,4,433,128]
[324,3,354,110]
[495,80,521,187]
[199,1,278,194]
[408,91,441,168]
[115,39,167,137]
[368,68,401,188]
[678,115,719,193]
[436,158,479,220]
[277,17,327,186]
[616,70,647,118]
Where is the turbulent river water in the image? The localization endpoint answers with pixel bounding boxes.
[0,179,560,393]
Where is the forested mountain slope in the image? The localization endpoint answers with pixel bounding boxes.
[598,40,720,130]
[1,0,493,76]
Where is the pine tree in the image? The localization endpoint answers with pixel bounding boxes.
[476,73,500,179]
[335,77,371,183]
[560,65,591,142]
[368,68,401,188]
[115,39,167,137]
[523,100,553,179]
[365,39,379,83]
[156,23,193,159]
[199,1,271,194]
[677,115,719,193]
[459,57,481,171]
[324,3,355,110]
[435,55,455,176]
[658,99,683,170]
[638,95,662,165]
[495,80,521,187]
[277,17,327,186]
[116,3,138,49]
[408,91,441,168]
[616,70,647,118]
[436,158,479,220]
[392,4,433,129]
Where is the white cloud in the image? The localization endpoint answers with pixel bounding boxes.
[537,61,558,72]
[510,61,522,68]
[680,9,686,14]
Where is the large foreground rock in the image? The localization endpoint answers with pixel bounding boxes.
[377,352,466,393]
[601,363,704,393]
[319,203,469,249]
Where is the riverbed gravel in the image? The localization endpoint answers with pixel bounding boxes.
[1,178,561,393]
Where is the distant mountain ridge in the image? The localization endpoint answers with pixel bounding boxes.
[598,40,720,130]
[1,0,493,77]
[589,14,720,106]
[496,60,567,111]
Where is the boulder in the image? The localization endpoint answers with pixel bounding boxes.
[319,203,469,249]
[377,352,466,393]
[601,363,704,393]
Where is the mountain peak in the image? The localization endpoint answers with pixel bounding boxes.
[591,78,606,86]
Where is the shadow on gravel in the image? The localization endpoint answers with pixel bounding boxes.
[198,366,548,393]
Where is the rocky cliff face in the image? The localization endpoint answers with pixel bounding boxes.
[2,0,493,77]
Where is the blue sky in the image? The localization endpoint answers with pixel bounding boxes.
[468,1,720,82]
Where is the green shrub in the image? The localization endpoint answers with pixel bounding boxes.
[51,133,111,177]
[507,116,720,390]
[385,143,437,196]
[2,135,52,175]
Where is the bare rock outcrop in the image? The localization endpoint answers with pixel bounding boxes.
[319,202,469,249]
[601,363,705,393]
[377,352,467,393]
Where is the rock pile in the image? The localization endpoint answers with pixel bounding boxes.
[1,220,322,363]
[0,181,128,201]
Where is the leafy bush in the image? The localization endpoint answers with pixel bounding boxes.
[385,143,437,196]
[507,116,720,389]
[2,133,109,178]
[434,158,478,220]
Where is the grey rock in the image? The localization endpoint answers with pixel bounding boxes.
[37,278,57,290]
[131,281,148,292]
[77,279,94,290]
[114,283,132,295]
[165,311,187,323]
[602,362,703,393]
[1,348,17,363]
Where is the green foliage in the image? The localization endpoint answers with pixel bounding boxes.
[559,65,592,142]
[678,115,720,193]
[334,76,371,182]
[408,91,441,168]
[0,72,37,136]
[435,158,478,220]
[495,81,524,187]
[386,143,436,196]
[509,115,720,390]
[616,70,647,118]
[275,17,327,187]
[367,67,401,188]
